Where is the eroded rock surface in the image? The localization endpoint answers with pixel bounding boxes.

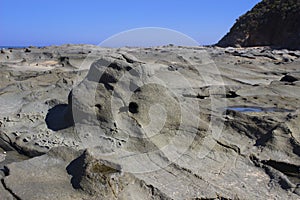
[0,45,300,199]
[1,147,173,200]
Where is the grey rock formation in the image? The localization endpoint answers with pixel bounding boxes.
[217,0,300,50]
[69,51,214,174]
[0,45,300,199]
[2,147,86,200]
[1,146,172,200]
[0,177,14,200]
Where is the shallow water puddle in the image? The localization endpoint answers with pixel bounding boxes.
[226,106,293,113]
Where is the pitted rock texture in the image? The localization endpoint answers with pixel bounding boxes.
[0,45,300,199]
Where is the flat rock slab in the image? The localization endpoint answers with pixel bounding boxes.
[2,147,86,200]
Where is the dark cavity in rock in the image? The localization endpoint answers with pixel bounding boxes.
[129,102,139,114]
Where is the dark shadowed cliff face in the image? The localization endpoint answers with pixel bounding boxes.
[217,0,300,49]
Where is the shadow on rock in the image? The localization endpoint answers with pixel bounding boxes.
[66,152,86,189]
[45,104,74,131]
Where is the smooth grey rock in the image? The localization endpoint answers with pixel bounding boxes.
[2,147,172,200]
[0,182,14,200]
[3,147,87,200]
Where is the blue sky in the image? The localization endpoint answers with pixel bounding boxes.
[0,0,261,46]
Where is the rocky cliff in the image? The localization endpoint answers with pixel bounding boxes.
[217,0,300,49]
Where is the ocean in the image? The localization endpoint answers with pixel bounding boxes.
[0,46,29,49]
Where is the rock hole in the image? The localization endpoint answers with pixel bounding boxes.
[108,63,122,70]
[225,91,239,98]
[99,72,118,84]
[168,65,178,71]
[196,94,208,99]
[129,102,139,114]
[59,56,69,62]
[280,75,298,83]
[95,104,102,110]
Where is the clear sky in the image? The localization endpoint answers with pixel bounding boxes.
[0,0,261,47]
